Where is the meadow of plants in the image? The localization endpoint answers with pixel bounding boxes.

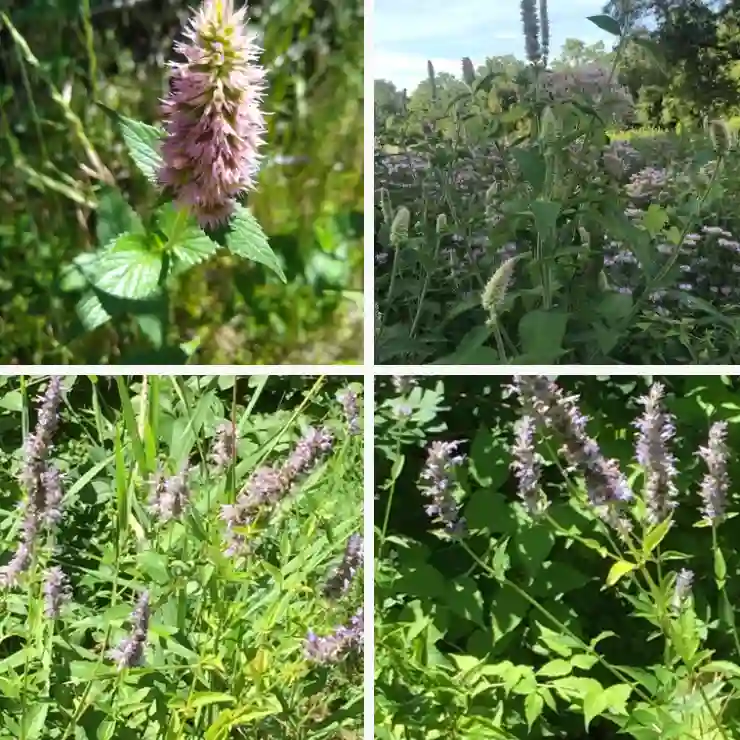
[374,2,740,365]
[0,0,363,365]
[374,374,740,739]
[0,374,364,738]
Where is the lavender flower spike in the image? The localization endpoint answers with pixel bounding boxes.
[511,415,547,516]
[420,440,466,535]
[698,421,730,523]
[108,591,151,671]
[323,533,363,599]
[43,566,72,618]
[159,0,267,227]
[633,383,678,524]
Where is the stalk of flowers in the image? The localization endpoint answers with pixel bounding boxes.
[304,607,364,664]
[1,378,66,589]
[211,421,237,470]
[511,376,632,527]
[633,383,678,524]
[323,533,363,599]
[158,0,266,228]
[108,591,151,671]
[419,440,466,535]
[149,467,192,523]
[511,415,547,516]
[697,421,729,524]
[221,426,334,555]
[338,388,361,437]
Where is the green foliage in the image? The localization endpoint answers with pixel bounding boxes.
[0,374,363,738]
[374,14,740,364]
[375,375,740,739]
[0,0,363,363]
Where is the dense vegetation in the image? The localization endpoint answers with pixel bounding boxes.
[0,0,363,364]
[374,0,740,364]
[375,374,740,739]
[0,374,364,738]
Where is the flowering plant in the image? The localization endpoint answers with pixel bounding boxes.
[375,374,740,739]
[60,0,285,355]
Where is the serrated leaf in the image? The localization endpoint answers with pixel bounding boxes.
[226,205,286,282]
[518,310,569,362]
[93,234,163,299]
[156,205,220,273]
[100,105,164,183]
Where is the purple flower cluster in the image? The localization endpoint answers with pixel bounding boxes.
[1,377,65,589]
[338,389,361,437]
[697,421,729,523]
[512,376,632,524]
[43,566,72,618]
[633,383,678,523]
[511,415,546,516]
[221,426,333,555]
[211,421,237,470]
[304,607,364,664]
[419,440,466,535]
[158,0,267,227]
[149,468,192,523]
[108,591,151,671]
[323,533,363,599]
[672,568,693,611]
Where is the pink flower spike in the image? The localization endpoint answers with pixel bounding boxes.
[159,0,267,228]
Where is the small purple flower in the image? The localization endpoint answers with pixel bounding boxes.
[150,468,191,522]
[697,421,729,522]
[323,533,363,599]
[304,607,364,664]
[158,0,267,227]
[673,568,693,611]
[420,440,466,535]
[511,415,546,516]
[108,591,150,671]
[338,389,361,437]
[0,513,37,589]
[634,383,678,523]
[43,566,71,618]
[212,422,237,469]
[40,466,64,530]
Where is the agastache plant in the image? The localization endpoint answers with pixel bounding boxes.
[61,0,285,342]
[323,533,363,599]
[304,607,364,664]
[419,440,466,535]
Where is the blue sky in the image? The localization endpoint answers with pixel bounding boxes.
[374,0,618,91]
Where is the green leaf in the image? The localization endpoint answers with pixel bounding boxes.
[587,14,622,35]
[642,516,672,557]
[595,292,633,324]
[605,560,637,587]
[530,199,562,239]
[601,683,632,714]
[226,205,286,282]
[538,659,572,678]
[96,186,144,245]
[642,204,668,238]
[524,691,544,730]
[518,310,569,362]
[714,547,727,588]
[583,686,610,730]
[106,109,164,183]
[75,292,111,331]
[93,234,163,299]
